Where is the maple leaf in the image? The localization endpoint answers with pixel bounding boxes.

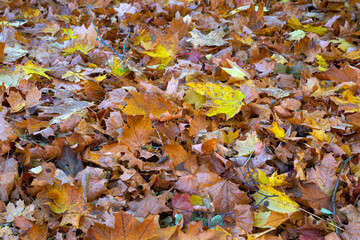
[306,154,339,196]
[121,91,176,119]
[234,204,253,233]
[119,115,153,152]
[37,98,94,125]
[62,40,95,55]
[186,28,227,48]
[286,15,328,36]
[233,131,260,157]
[186,82,245,119]
[252,185,300,214]
[203,180,249,213]
[47,183,87,228]
[21,60,53,80]
[85,210,177,240]
[128,189,171,217]
[268,122,285,141]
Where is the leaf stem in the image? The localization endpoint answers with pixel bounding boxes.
[331,155,353,236]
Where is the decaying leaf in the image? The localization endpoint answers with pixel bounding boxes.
[38,98,94,124]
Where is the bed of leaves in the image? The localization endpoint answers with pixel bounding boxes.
[0,0,360,239]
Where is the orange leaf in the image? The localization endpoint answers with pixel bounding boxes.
[164,144,189,167]
[119,115,153,152]
[85,210,177,240]
[122,91,176,118]
[47,183,87,228]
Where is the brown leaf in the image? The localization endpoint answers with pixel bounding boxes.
[234,204,253,233]
[306,154,339,196]
[119,115,153,152]
[248,3,265,30]
[56,145,83,178]
[85,210,176,240]
[204,180,249,214]
[341,222,360,240]
[128,189,170,218]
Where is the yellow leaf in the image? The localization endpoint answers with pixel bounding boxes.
[286,15,328,36]
[311,129,332,142]
[233,131,259,156]
[93,74,107,82]
[315,54,328,72]
[22,60,53,80]
[256,170,287,187]
[189,195,203,206]
[62,41,94,55]
[271,54,288,64]
[254,210,288,228]
[221,59,251,81]
[268,122,285,141]
[184,89,206,109]
[350,161,360,178]
[287,29,306,41]
[343,49,360,60]
[61,70,86,83]
[143,44,173,65]
[47,183,87,228]
[108,56,130,77]
[252,185,299,214]
[186,81,245,119]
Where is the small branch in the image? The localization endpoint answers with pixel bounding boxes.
[84,0,125,60]
[300,208,345,232]
[65,22,72,40]
[331,155,353,236]
[123,28,131,56]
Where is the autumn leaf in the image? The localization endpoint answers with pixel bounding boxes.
[186,81,245,119]
[119,115,153,152]
[252,185,300,214]
[47,183,87,228]
[22,60,53,80]
[37,98,94,125]
[121,91,177,118]
[233,131,260,156]
[204,180,249,213]
[268,122,285,141]
[85,210,177,240]
[221,59,251,81]
[128,189,170,217]
[186,28,227,47]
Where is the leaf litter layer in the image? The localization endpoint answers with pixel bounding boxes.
[0,0,360,239]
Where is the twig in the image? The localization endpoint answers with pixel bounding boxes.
[65,22,72,40]
[84,0,125,60]
[331,155,353,236]
[123,28,131,56]
[300,208,345,232]
[211,127,277,205]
